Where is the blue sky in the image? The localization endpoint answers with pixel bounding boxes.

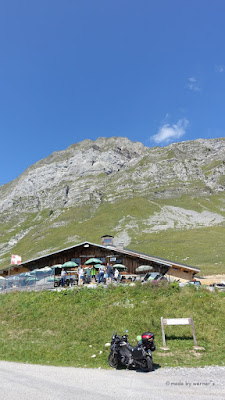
[0,0,225,185]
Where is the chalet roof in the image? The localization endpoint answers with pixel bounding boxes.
[101,234,114,238]
[112,246,200,273]
[1,240,200,275]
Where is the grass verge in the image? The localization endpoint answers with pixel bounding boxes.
[0,283,224,369]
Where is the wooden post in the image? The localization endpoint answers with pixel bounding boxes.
[161,317,167,348]
[160,316,204,351]
[190,316,198,347]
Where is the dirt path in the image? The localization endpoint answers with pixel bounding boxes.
[198,274,225,285]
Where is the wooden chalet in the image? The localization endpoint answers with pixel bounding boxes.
[1,235,200,280]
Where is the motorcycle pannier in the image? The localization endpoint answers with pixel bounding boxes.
[132,347,145,360]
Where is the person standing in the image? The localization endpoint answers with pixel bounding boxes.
[114,268,119,282]
[91,266,96,283]
[106,263,111,284]
[61,268,66,287]
[103,266,108,284]
[85,267,91,284]
[110,264,114,281]
[78,266,84,285]
[106,263,114,283]
[98,264,105,283]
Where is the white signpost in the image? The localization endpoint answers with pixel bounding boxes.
[161,316,202,350]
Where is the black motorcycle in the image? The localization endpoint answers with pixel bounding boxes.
[108,331,155,372]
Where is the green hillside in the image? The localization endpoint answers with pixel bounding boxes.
[1,138,225,276]
[0,284,224,368]
[1,193,225,275]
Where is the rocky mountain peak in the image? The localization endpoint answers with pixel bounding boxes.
[0,137,146,214]
[0,136,225,274]
[0,136,224,215]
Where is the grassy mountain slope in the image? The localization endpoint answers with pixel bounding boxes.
[1,194,225,275]
[0,137,225,275]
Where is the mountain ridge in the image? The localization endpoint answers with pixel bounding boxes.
[0,136,225,275]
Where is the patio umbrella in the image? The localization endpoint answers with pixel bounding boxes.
[113,264,127,271]
[85,258,103,265]
[51,264,63,269]
[62,261,78,268]
[92,264,101,270]
[35,267,53,278]
[136,265,154,273]
[26,277,36,285]
[30,269,39,275]
[19,272,32,277]
[39,266,52,272]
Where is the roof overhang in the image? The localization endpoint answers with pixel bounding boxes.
[0,241,200,275]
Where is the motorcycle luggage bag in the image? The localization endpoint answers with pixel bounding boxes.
[132,346,145,360]
[142,332,154,344]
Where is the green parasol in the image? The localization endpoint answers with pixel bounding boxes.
[113,264,127,271]
[62,261,78,268]
[85,258,103,265]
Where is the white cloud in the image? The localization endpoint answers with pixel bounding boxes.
[215,65,224,73]
[187,77,200,92]
[151,118,189,144]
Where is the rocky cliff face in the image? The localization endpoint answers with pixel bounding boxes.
[0,136,225,272]
[0,137,225,215]
[0,137,145,213]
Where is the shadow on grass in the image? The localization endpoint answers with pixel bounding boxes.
[165,335,194,341]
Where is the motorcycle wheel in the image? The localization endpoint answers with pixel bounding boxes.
[140,356,153,372]
[108,352,119,369]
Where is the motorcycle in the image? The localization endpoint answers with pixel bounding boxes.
[108,330,155,372]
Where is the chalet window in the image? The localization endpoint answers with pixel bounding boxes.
[104,238,112,243]
[101,235,114,246]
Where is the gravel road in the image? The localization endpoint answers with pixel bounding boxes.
[0,361,224,400]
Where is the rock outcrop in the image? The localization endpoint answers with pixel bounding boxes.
[0,137,225,215]
[0,136,225,270]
